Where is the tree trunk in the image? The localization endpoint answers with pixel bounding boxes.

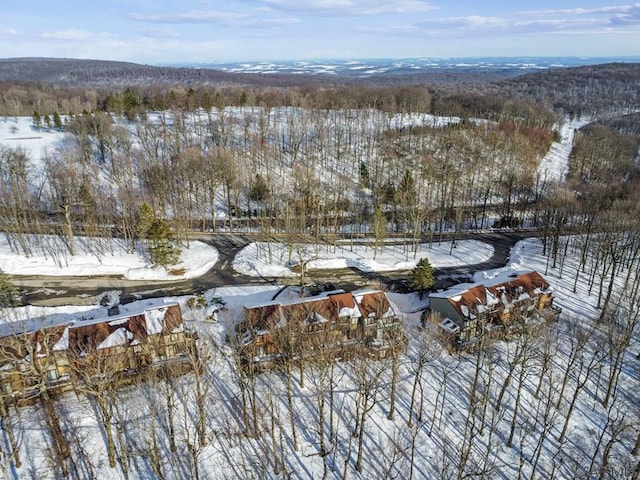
[558,383,581,444]
[41,395,70,476]
[355,396,368,473]
[97,397,117,468]
[166,387,177,453]
[64,202,76,256]
[597,257,618,323]
[318,391,328,480]
[270,400,280,475]
[195,372,207,447]
[632,430,640,456]
[407,368,421,428]
[388,351,398,420]
[285,362,300,450]
[507,366,526,447]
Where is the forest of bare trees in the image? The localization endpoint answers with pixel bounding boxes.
[1,261,639,479]
[2,81,638,264]
[0,83,566,264]
[1,60,640,478]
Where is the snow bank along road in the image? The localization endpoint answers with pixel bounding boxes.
[10,231,525,306]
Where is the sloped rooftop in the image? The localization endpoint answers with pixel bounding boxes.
[242,289,394,331]
[430,271,552,321]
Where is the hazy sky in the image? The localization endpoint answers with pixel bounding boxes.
[1,1,639,63]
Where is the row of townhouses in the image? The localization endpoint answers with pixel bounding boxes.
[0,271,561,400]
[0,303,197,404]
[428,270,562,351]
[236,289,402,367]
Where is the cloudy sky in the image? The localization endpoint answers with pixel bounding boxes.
[1,1,639,63]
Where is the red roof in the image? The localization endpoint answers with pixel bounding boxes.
[445,271,551,320]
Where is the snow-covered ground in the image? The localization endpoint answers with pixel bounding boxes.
[0,234,636,480]
[233,239,494,277]
[2,111,635,480]
[0,116,67,169]
[493,236,631,322]
[0,231,490,281]
[1,108,583,226]
[0,233,218,280]
[536,117,591,183]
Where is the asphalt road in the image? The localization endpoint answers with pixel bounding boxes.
[9,231,530,306]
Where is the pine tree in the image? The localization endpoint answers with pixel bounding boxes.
[123,88,141,121]
[411,258,435,298]
[249,174,270,202]
[78,184,97,212]
[32,110,42,131]
[0,269,18,307]
[359,161,370,188]
[137,203,155,240]
[53,111,63,130]
[147,219,182,268]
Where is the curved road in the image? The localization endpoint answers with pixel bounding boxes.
[9,231,531,306]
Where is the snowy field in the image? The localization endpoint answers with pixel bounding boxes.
[233,239,494,277]
[0,116,67,168]
[0,233,219,280]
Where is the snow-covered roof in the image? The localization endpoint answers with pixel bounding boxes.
[429,271,552,321]
[0,302,184,359]
[353,290,395,319]
[241,289,394,335]
[429,283,475,299]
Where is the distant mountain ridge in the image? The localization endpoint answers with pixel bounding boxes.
[5,56,638,89]
[0,57,335,88]
[1,57,640,117]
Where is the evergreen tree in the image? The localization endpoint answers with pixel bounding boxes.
[103,93,123,115]
[249,174,270,202]
[137,203,155,240]
[147,218,173,242]
[359,161,370,188]
[410,258,435,298]
[53,111,63,130]
[32,110,42,130]
[123,88,141,121]
[0,269,18,307]
[78,184,97,211]
[147,218,182,268]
